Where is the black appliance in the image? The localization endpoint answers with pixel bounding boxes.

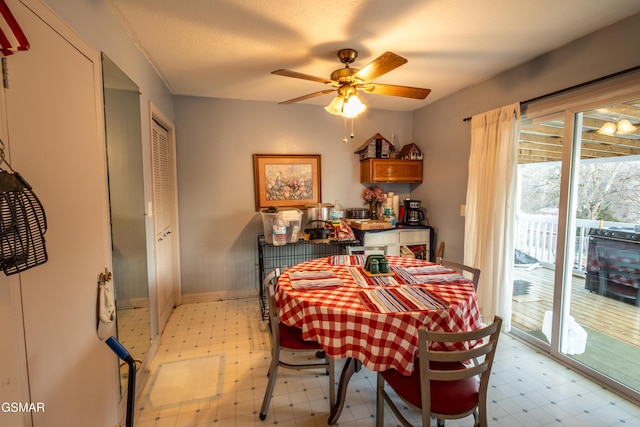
[585,228,640,305]
[402,199,426,225]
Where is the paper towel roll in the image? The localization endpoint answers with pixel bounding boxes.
[392,195,400,216]
[384,193,393,208]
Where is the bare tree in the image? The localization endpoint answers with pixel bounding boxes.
[519,159,640,223]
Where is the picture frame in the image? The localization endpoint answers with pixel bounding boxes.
[253,154,322,211]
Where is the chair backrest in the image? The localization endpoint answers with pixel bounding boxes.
[440,259,481,290]
[418,315,503,421]
[347,245,387,255]
[436,241,445,263]
[264,269,281,346]
[264,267,280,289]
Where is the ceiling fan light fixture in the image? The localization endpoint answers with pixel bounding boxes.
[616,119,637,134]
[342,93,366,118]
[597,122,616,135]
[324,96,344,116]
[274,48,431,116]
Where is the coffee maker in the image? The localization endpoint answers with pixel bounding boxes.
[403,199,425,225]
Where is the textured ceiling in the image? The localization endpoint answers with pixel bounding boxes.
[105,0,640,111]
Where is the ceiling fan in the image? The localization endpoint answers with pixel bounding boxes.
[272,48,431,117]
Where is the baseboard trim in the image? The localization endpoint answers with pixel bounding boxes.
[117,297,150,310]
[180,289,258,304]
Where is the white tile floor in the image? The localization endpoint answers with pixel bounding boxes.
[132,298,640,427]
[118,307,152,363]
[118,307,152,393]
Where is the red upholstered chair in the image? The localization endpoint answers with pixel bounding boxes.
[376,316,502,427]
[259,270,335,420]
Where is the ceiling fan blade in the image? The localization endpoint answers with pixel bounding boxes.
[272,69,331,84]
[353,52,407,82]
[279,89,336,104]
[360,83,431,99]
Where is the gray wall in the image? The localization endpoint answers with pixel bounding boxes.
[173,97,413,295]
[42,0,640,294]
[43,0,174,119]
[411,12,640,263]
[173,13,640,296]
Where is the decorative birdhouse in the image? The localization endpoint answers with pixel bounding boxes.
[399,143,422,160]
[354,133,394,161]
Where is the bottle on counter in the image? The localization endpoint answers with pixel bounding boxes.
[331,200,344,220]
[330,200,345,241]
[389,211,397,228]
[272,216,287,246]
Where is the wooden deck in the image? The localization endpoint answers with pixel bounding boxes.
[512,264,640,349]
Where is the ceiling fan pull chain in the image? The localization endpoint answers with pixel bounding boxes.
[351,118,355,139]
[343,117,348,143]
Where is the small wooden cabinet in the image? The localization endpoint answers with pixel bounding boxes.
[360,159,423,183]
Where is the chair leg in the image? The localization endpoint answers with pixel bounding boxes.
[259,348,280,420]
[375,374,384,427]
[474,408,483,427]
[328,357,336,409]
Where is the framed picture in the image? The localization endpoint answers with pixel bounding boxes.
[253,154,321,211]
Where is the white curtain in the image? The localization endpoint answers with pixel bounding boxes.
[464,103,520,330]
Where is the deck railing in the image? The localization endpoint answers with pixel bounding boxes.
[515,213,636,273]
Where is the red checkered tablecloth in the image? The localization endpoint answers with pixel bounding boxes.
[275,256,481,376]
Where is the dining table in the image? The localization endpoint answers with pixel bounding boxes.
[274,254,482,425]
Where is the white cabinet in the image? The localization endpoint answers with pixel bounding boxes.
[361,229,431,259]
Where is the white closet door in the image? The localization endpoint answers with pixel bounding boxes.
[1,0,117,425]
[152,118,175,331]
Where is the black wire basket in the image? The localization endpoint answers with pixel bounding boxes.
[0,170,47,275]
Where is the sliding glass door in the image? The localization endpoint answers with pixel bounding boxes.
[511,92,640,399]
[512,114,563,336]
[566,100,640,391]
